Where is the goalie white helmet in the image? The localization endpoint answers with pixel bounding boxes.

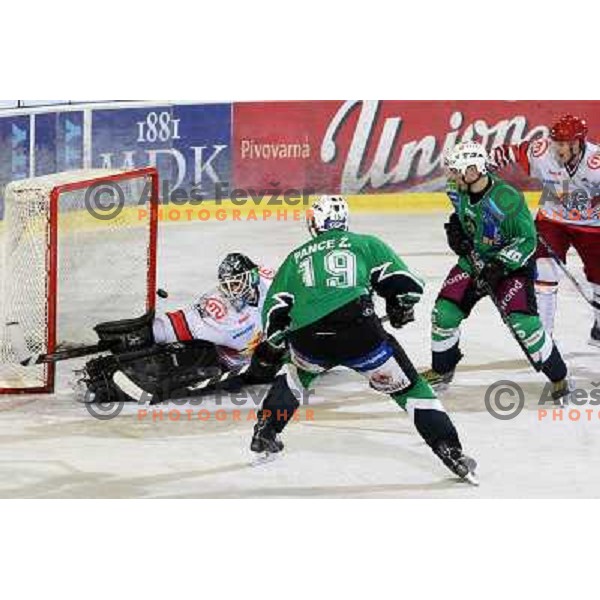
[307,195,349,238]
[448,141,489,175]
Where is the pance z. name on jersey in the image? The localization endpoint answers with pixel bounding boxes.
[293,235,352,263]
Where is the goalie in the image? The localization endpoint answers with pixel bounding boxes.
[78,253,280,405]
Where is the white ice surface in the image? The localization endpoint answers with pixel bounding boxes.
[0,213,598,498]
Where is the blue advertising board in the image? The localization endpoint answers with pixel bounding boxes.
[91,103,231,200]
[0,102,232,217]
[0,115,30,218]
[34,111,83,176]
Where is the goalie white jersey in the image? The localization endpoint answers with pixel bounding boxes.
[152,267,275,367]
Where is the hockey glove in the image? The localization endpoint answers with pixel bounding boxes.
[248,339,286,381]
[444,213,472,257]
[386,295,417,329]
[489,146,513,171]
[477,260,506,292]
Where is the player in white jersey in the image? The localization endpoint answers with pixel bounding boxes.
[80,253,278,404]
[491,114,600,346]
[153,253,274,369]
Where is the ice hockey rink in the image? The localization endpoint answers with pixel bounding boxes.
[1,211,599,498]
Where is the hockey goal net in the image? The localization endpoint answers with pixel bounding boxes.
[0,168,159,394]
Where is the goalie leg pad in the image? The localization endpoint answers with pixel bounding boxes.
[82,341,222,403]
[133,341,222,401]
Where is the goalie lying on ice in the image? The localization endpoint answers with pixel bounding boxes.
[78,253,280,404]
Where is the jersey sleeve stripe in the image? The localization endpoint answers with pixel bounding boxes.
[166,310,194,342]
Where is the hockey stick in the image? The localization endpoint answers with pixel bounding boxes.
[8,320,178,369]
[537,233,600,310]
[467,249,541,372]
[184,362,254,394]
[7,289,170,367]
[7,322,116,366]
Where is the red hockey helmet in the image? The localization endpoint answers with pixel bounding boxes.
[549,114,588,142]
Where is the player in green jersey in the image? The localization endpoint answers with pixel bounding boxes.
[423,141,572,402]
[247,195,477,483]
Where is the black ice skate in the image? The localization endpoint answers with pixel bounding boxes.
[590,323,600,348]
[550,377,574,406]
[250,413,284,455]
[421,368,455,392]
[434,441,478,485]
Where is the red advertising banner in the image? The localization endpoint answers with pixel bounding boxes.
[233,100,600,194]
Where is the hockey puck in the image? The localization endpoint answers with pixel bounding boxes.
[157,288,169,299]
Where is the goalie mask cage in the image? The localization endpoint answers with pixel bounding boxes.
[0,167,159,394]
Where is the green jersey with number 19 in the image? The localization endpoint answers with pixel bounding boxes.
[263,229,424,333]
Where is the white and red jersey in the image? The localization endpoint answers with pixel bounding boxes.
[152,266,275,368]
[492,139,600,227]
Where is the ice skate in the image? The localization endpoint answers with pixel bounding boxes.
[421,368,455,392]
[434,441,479,486]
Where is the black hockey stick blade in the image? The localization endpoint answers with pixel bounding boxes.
[6,321,110,366]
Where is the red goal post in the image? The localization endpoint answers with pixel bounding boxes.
[0,167,159,394]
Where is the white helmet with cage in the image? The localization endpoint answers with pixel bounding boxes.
[307,195,349,238]
[448,141,489,175]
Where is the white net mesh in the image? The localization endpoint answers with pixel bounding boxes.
[0,169,157,392]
